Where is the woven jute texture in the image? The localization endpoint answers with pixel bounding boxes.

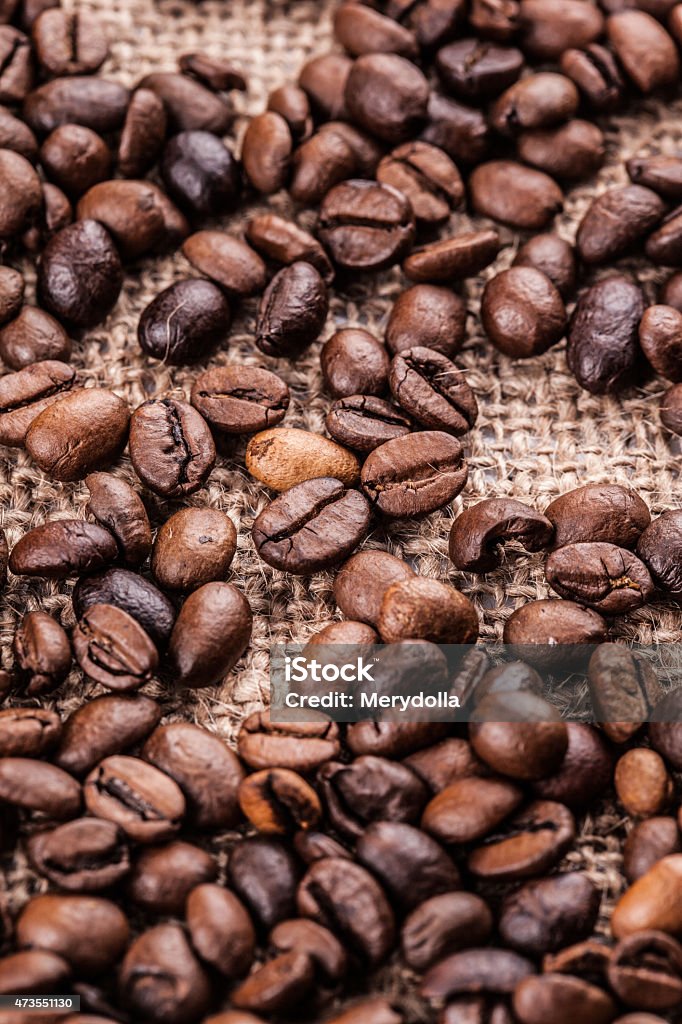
[3,0,682,1015]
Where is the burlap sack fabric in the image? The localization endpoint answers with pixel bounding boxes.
[4,0,682,1010]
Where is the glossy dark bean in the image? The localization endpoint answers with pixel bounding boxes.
[186,883,255,977]
[639,304,682,381]
[32,9,107,76]
[38,219,122,327]
[137,278,231,365]
[73,568,176,650]
[646,206,682,265]
[318,755,427,839]
[547,542,654,613]
[256,261,328,357]
[436,38,523,100]
[403,229,500,284]
[0,149,41,239]
[299,52,353,120]
[326,394,412,451]
[470,160,563,229]
[402,892,493,971]
[560,42,624,111]
[499,873,600,955]
[422,948,535,1001]
[84,472,151,567]
[345,52,429,143]
[319,119,383,177]
[589,644,662,744]
[361,430,467,517]
[533,723,614,809]
[319,179,415,272]
[377,141,463,225]
[168,581,252,688]
[357,821,460,910]
[624,818,682,882]
[13,610,71,696]
[321,328,389,399]
[139,71,232,134]
[84,754,185,843]
[76,179,177,260]
[334,2,418,57]
[518,119,605,181]
[0,757,81,818]
[267,83,311,139]
[129,397,215,497]
[290,129,356,205]
[389,346,477,434]
[228,837,299,930]
[16,893,128,975]
[151,507,236,592]
[161,130,240,217]
[242,112,293,194]
[238,710,341,772]
[638,510,682,596]
[577,185,665,264]
[468,800,576,880]
[607,9,679,93]
[628,155,682,200]
[567,275,645,394]
[421,90,490,165]
[246,213,334,283]
[481,266,566,357]
[0,360,75,448]
[127,841,217,915]
[117,87,167,177]
[9,520,118,578]
[513,973,616,1024]
[23,77,129,135]
[492,72,579,136]
[449,497,553,571]
[118,923,211,1024]
[182,231,266,297]
[190,364,289,435]
[54,693,162,777]
[520,0,604,59]
[386,284,466,357]
[73,603,158,691]
[27,818,129,892]
[40,124,111,196]
[545,484,651,550]
[334,550,414,628]
[513,233,576,299]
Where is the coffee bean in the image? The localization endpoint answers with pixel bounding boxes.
[117,87,167,177]
[640,306,682,382]
[0,26,31,105]
[403,229,500,284]
[377,577,478,645]
[615,748,672,817]
[0,757,81,818]
[319,999,402,1024]
[546,484,651,551]
[422,948,534,1001]
[377,141,464,225]
[23,77,129,135]
[624,818,682,883]
[161,130,239,217]
[660,383,682,434]
[0,149,41,239]
[577,185,665,264]
[73,568,176,650]
[405,733,489,792]
[246,427,359,490]
[151,507,236,592]
[54,693,161,777]
[468,799,576,880]
[38,219,122,327]
[421,91,491,165]
[326,395,412,451]
[520,0,604,59]
[560,42,624,110]
[482,266,567,357]
[345,52,429,143]
[319,119,383,176]
[334,3,418,57]
[628,155,682,201]
[0,105,38,161]
[270,918,346,987]
[357,821,460,910]
[588,644,662,744]
[138,278,231,365]
[396,0,467,49]
[513,974,616,1024]
[386,284,466,357]
[17,894,128,974]
[238,709,341,772]
[179,51,246,92]
[609,931,682,1010]
[607,10,679,92]
[140,72,232,134]
[423,776,522,844]
[321,328,389,398]
[168,580,252,688]
[28,817,129,892]
[318,755,427,839]
[499,873,600,955]
[267,84,311,139]
[186,883,255,976]
[334,550,414,628]
[32,8,107,76]
[119,923,211,1024]
[449,497,553,571]
[127,840,217,914]
[252,476,370,574]
[299,52,352,120]
[0,306,71,369]
[518,119,605,181]
[294,829,351,864]
[13,610,71,696]
[182,231,266,297]
[76,180,175,260]
[231,950,315,1015]
[40,124,110,196]
[290,129,356,205]
[513,233,576,299]
[533,723,614,809]
[190,364,289,435]
[492,72,579,136]
[638,510,682,595]
[0,360,75,447]
[470,719,568,780]
[256,261,328,357]
[546,541,654,613]
[85,472,151,567]
[239,767,321,834]
[470,160,563,229]
[436,38,524,101]
[567,275,645,393]
[646,206,682,265]
[402,892,493,971]
[0,949,71,995]
[241,112,293,194]
[348,720,449,759]
[297,857,395,965]
[85,754,185,843]
[245,213,334,283]
[319,179,415,272]
[613,855,682,938]
[73,603,158,691]
[0,707,59,757]
[361,430,468,517]
[9,520,118,578]
[228,836,299,929]
[129,397,215,497]
[0,266,23,327]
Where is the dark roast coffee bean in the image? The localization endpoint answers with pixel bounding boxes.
[615,747,672,818]
[294,830,351,864]
[361,430,467,517]
[299,52,352,120]
[77,180,177,260]
[628,155,682,200]
[179,51,246,92]
[386,284,466,356]
[14,610,71,696]
[345,52,429,143]
[54,693,162,777]
[334,550,414,627]
[9,520,118,578]
[239,767,321,834]
[238,710,341,772]
[326,395,412,451]
[28,818,129,892]
[0,149,41,238]
[117,87,167,177]
[85,754,185,843]
[423,776,522,844]
[589,644,662,744]
[73,603,158,691]
[403,229,500,284]
[482,267,566,357]
[637,510,682,596]
[513,233,576,299]
[183,231,266,297]
[0,266,23,326]
[660,383,682,434]
[468,799,576,880]
[129,397,215,497]
[151,507,236,591]
[624,818,682,883]
[347,720,449,759]
[567,275,645,394]
[491,72,579,135]
[267,84,311,139]
[436,38,524,100]
[40,124,111,197]
[231,951,315,1015]
[0,26,31,105]
[191,364,289,434]
[520,0,604,58]
[645,206,682,265]
[256,261,328,357]
[127,841,216,914]
[26,387,129,481]
[242,112,293,194]
[422,948,534,1001]
[228,836,299,929]
[168,581,252,688]
[85,472,151,566]
[449,497,554,571]
[246,213,334,283]
[138,278,231,365]
[270,918,346,985]
[119,923,211,1024]
[17,893,128,974]
[334,2,418,57]
[321,328,389,398]
[290,130,356,205]
[560,42,624,111]
[38,219,122,327]
[377,141,464,225]
[608,931,682,1010]
[504,596,609,661]
[405,734,489,791]
[393,0,467,49]
[470,160,563,229]
[252,477,370,574]
[319,999,403,1024]
[421,91,490,165]
[534,723,614,809]
[319,179,415,272]
[0,306,71,369]
[577,185,665,264]
[318,756,427,839]
[161,130,239,217]
[389,346,477,434]
[0,757,81,818]
[0,707,60,756]
[23,77,129,135]
[186,884,255,977]
[547,484,651,553]
[513,974,616,1024]
[297,857,395,965]
[517,119,605,181]
[402,892,493,971]
[640,305,682,381]
[356,821,460,910]
[319,119,383,176]
[607,9,679,92]
[546,541,654,613]
[32,8,107,76]
[0,949,71,996]
[0,105,38,161]
[140,71,232,134]
[499,873,600,955]
[472,661,544,703]
[73,568,176,650]
[0,360,75,448]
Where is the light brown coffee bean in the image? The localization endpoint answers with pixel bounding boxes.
[246,427,359,491]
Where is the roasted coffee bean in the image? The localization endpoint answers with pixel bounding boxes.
[40,124,111,197]
[76,180,175,260]
[624,818,682,883]
[423,776,522,844]
[13,610,71,696]
[640,305,682,379]
[334,550,414,628]
[404,734,489,791]
[541,938,611,981]
[297,857,395,965]
[0,948,71,995]
[546,542,654,613]
[388,346,477,434]
[513,974,616,1024]
[615,748,672,817]
[567,275,645,394]
[481,267,567,357]
[256,261,328,357]
[499,873,600,955]
[560,42,624,111]
[421,90,491,165]
[638,510,682,596]
[377,141,463,225]
[0,105,38,161]
[0,26,31,105]
[469,160,563,229]
[660,383,682,434]
[294,830,351,864]
[393,0,467,49]
[26,387,128,481]
[326,395,412,451]
[140,71,232,134]
[38,219,122,327]
[9,520,118,578]
[119,923,211,1024]
[0,707,60,756]
[628,155,682,200]
[179,51,246,92]
[161,130,239,217]
[17,894,128,975]
[231,950,315,1015]
[492,72,579,135]
[613,855,682,938]
[0,757,81,818]
[401,892,492,972]
[319,999,403,1024]
[182,231,266,297]
[239,768,321,834]
[252,477,370,574]
[577,185,665,264]
[241,112,293,194]
[32,8,107,76]
[470,720,567,780]
[129,397,215,497]
[386,284,466,357]
[533,723,614,809]
[168,580,252,688]
[347,720,450,759]
[321,328,389,398]
[299,52,353,120]
[361,430,467,517]
[26,179,72,251]
[449,498,553,571]
[377,577,478,643]
[0,149,41,238]
[0,305,71,370]
[646,207,682,265]
[85,754,185,843]
[422,948,534,1001]
[73,603,158,691]
[138,278,231,365]
[23,76,128,137]
[85,472,151,566]
[238,710,341,772]
[151,507,236,592]
[319,179,415,272]
[186,883,255,976]
[267,84,311,139]
[319,120,382,177]
[357,821,459,910]
[334,2,418,57]
[127,841,216,914]
[513,233,576,299]
[0,266,23,327]
[468,800,576,880]
[246,428,359,490]
[607,10,679,92]
[589,644,662,744]
[270,918,346,985]
[403,229,500,284]
[290,129,356,205]
[436,38,523,101]
[545,483,651,550]
[28,817,129,892]
[229,836,299,929]
[318,755,427,839]
[117,87,167,177]
[345,52,429,143]
[55,693,161,777]
[246,213,334,283]
[608,931,682,1010]
[73,568,176,650]
[517,119,605,181]
[0,360,75,448]
[519,0,604,58]
[191,364,289,435]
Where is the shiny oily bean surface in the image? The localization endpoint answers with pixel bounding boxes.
[0,359,76,448]
[386,284,467,357]
[118,922,211,1024]
[318,179,415,271]
[334,550,415,628]
[239,768,321,834]
[137,278,231,365]
[402,891,493,971]
[191,364,290,434]
[589,644,662,744]
[546,542,655,614]
[85,472,151,566]
[389,346,477,435]
[256,261,328,357]
[513,233,577,299]
[168,581,252,689]
[403,229,500,284]
[126,840,217,915]
[421,947,535,1001]
[0,707,60,757]
[246,213,334,282]
[37,219,123,327]
[470,160,563,230]
[326,395,412,452]
[344,52,430,144]
[182,230,266,297]
[318,755,427,839]
[16,894,128,975]
[28,818,129,892]
[73,603,158,691]
[238,710,341,772]
[449,498,554,571]
[377,577,478,644]
[482,267,566,358]
[376,140,464,225]
[152,507,236,591]
[0,757,81,818]
[356,820,460,911]
[639,304,682,381]
[577,185,665,265]
[517,119,605,181]
[9,520,118,578]
[567,275,645,394]
[321,328,389,399]
[117,87,166,178]
[140,71,232,134]
[638,510,682,596]
[129,397,215,497]
[0,305,71,369]
[84,754,185,843]
[160,130,239,217]
[361,430,468,517]
[545,483,651,550]
[73,567,176,650]
[499,872,600,956]
[607,9,679,93]
[186,883,255,977]
[624,817,682,883]
[228,836,298,929]
[14,610,71,696]
[491,72,579,135]
[436,38,524,101]
[55,694,162,777]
